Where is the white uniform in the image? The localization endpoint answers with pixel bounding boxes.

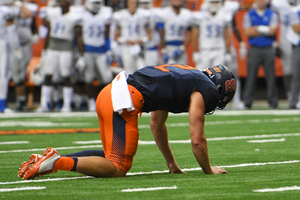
[37,8,82,112]
[219,1,245,110]
[271,0,294,76]
[192,9,230,71]
[0,5,18,112]
[144,7,161,66]
[82,6,113,84]
[158,7,193,64]
[14,3,38,85]
[113,8,149,73]
[44,9,82,77]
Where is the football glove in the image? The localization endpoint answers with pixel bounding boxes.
[75,56,86,73]
[173,45,185,59]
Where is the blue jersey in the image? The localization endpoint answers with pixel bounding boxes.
[248,8,276,47]
[127,64,219,113]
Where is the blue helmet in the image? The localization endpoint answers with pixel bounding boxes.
[203,64,236,110]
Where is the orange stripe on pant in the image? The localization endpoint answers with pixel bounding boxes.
[95,83,144,172]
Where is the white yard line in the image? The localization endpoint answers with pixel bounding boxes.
[73,133,300,145]
[0,145,102,154]
[138,117,300,129]
[121,186,177,192]
[2,132,300,154]
[0,176,93,185]
[247,138,286,143]
[253,186,300,192]
[127,160,300,175]
[0,160,299,185]
[0,110,300,119]
[0,122,92,127]
[0,141,29,145]
[0,186,46,192]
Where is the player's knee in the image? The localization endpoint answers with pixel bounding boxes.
[14,80,25,86]
[45,75,52,85]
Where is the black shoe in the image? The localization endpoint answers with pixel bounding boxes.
[15,101,30,112]
[245,103,251,109]
[288,105,297,109]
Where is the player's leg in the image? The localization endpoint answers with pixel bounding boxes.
[84,53,97,111]
[36,50,57,112]
[262,47,278,109]
[0,41,12,113]
[222,46,244,110]
[144,49,159,66]
[122,45,138,74]
[59,51,74,112]
[196,49,211,71]
[289,46,300,109]
[243,46,262,109]
[280,36,293,99]
[15,43,31,111]
[59,84,144,177]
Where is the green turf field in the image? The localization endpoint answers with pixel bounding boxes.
[0,110,300,200]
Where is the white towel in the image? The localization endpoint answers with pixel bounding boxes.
[111,71,135,114]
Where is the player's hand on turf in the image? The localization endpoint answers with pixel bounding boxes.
[167,162,184,174]
[211,166,228,174]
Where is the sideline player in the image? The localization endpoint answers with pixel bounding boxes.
[138,0,161,66]
[113,0,151,74]
[192,0,231,71]
[271,0,295,99]
[0,0,31,113]
[14,1,38,111]
[0,1,15,113]
[158,0,193,64]
[36,0,83,112]
[19,63,235,179]
[79,0,113,111]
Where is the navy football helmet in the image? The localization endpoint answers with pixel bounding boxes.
[203,64,236,110]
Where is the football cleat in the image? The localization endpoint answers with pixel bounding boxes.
[23,148,61,180]
[35,105,50,113]
[18,154,43,178]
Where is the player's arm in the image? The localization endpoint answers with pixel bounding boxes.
[19,3,33,18]
[188,91,228,175]
[292,24,300,34]
[232,12,243,43]
[75,25,84,56]
[244,25,276,37]
[157,22,165,49]
[42,19,50,50]
[150,110,183,174]
[224,26,231,53]
[183,27,192,48]
[191,26,199,52]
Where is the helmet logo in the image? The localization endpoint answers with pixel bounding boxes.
[225,79,236,92]
[204,69,215,78]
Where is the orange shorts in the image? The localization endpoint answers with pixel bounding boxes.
[95,83,144,172]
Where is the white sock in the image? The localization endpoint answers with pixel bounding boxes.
[0,79,9,99]
[233,78,242,104]
[17,95,26,102]
[63,86,73,108]
[41,85,53,108]
[52,88,59,103]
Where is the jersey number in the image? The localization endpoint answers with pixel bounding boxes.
[170,24,184,36]
[88,25,102,38]
[53,22,66,35]
[154,64,196,72]
[206,25,221,38]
